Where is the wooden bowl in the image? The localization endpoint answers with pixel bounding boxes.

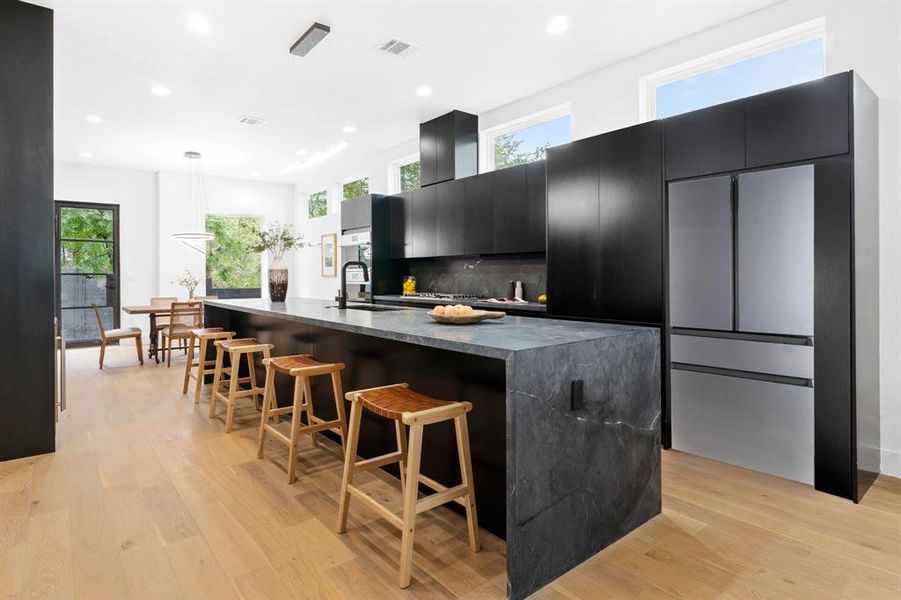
[427,309,506,325]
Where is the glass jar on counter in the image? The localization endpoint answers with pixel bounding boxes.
[402,276,416,296]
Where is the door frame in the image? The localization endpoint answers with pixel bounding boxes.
[54,200,121,348]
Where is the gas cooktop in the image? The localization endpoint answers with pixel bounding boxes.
[406,292,478,300]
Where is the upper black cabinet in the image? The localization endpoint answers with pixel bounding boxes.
[745,72,849,167]
[525,160,547,252]
[411,186,437,258]
[387,191,412,259]
[436,180,464,256]
[463,173,494,255]
[420,110,479,187]
[340,194,374,231]
[664,102,745,180]
[547,137,601,319]
[597,122,664,324]
[492,163,527,253]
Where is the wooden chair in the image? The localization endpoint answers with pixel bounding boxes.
[160,301,202,367]
[92,303,144,369]
[150,296,178,348]
[337,383,480,588]
[257,354,348,484]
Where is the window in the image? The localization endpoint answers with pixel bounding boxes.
[399,161,420,192]
[388,154,421,193]
[205,214,262,298]
[342,177,370,200]
[308,190,328,218]
[480,105,572,172]
[642,19,826,120]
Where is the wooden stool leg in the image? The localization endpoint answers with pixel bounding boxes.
[399,423,424,588]
[182,334,195,394]
[224,352,241,432]
[455,415,481,552]
[394,421,408,493]
[247,353,260,409]
[193,337,208,404]
[135,335,144,366]
[302,376,318,448]
[257,362,277,459]
[331,371,347,457]
[208,347,224,418]
[337,399,363,534]
[98,340,106,369]
[286,376,305,484]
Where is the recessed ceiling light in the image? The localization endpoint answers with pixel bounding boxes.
[546,15,569,35]
[297,149,309,155]
[187,14,211,34]
[151,85,172,96]
[416,85,433,97]
[86,114,103,124]
[342,125,356,133]
[78,151,92,158]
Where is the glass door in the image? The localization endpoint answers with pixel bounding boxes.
[55,201,120,346]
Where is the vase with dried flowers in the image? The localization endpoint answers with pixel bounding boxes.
[173,269,201,299]
[248,222,307,302]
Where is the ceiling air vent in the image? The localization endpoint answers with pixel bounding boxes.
[379,38,418,57]
[238,115,267,127]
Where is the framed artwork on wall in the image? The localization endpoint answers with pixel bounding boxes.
[321,233,337,277]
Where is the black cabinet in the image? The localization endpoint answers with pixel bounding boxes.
[664,102,744,180]
[387,192,412,259]
[546,137,601,318]
[492,164,528,253]
[411,186,437,258]
[340,195,373,231]
[597,121,664,324]
[745,72,849,168]
[524,160,547,252]
[420,110,479,187]
[436,180,464,256]
[463,174,494,255]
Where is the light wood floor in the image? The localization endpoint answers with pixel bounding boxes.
[1,345,899,599]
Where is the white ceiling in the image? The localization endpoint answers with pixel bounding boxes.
[49,0,777,184]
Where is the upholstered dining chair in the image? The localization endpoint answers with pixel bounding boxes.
[160,301,203,367]
[92,303,144,369]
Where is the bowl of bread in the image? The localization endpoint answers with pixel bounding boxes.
[428,304,505,325]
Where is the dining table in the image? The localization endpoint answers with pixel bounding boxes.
[121,304,172,363]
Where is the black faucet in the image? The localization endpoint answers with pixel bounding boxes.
[335,261,370,309]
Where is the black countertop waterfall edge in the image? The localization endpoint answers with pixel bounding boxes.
[373,294,548,313]
[206,297,662,599]
[204,297,641,359]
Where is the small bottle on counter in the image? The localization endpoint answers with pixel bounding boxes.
[514,281,524,301]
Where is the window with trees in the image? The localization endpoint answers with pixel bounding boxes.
[342,177,370,200]
[205,214,262,298]
[482,109,572,172]
[399,161,420,192]
[308,190,328,218]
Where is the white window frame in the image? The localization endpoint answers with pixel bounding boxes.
[387,153,420,194]
[639,17,827,122]
[479,103,572,173]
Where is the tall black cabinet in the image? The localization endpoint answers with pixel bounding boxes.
[420,110,478,187]
[0,0,55,461]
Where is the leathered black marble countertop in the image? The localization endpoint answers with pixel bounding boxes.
[204,297,650,360]
[372,294,548,313]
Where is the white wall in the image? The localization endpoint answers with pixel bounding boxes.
[55,162,296,334]
[293,0,901,476]
[55,162,158,331]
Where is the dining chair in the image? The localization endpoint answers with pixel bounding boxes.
[92,304,144,369]
[160,301,203,367]
[151,296,178,348]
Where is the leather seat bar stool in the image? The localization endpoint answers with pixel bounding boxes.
[336,383,480,588]
[209,338,272,432]
[257,354,348,484]
[182,327,235,403]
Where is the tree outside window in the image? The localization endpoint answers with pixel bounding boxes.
[492,114,571,170]
[205,214,262,298]
[59,207,114,274]
[399,161,420,192]
[309,190,328,218]
[343,177,370,200]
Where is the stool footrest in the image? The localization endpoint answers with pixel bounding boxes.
[263,425,292,445]
[301,419,341,435]
[268,406,295,417]
[354,451,403,473]
[348,485,404,529]
[415,483,468,515]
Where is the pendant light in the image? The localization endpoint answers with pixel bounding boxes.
[171,151,214,241]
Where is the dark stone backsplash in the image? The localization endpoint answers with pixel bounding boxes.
[407,254,547,300]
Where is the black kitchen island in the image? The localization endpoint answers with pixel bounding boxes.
[205,297,661,599]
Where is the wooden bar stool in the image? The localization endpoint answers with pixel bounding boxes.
[208,338,272,432]
[336,383,480,588]
[257,355,348,484]
[182,327,235,403]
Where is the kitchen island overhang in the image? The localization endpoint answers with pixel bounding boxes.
[204,298,661,599]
